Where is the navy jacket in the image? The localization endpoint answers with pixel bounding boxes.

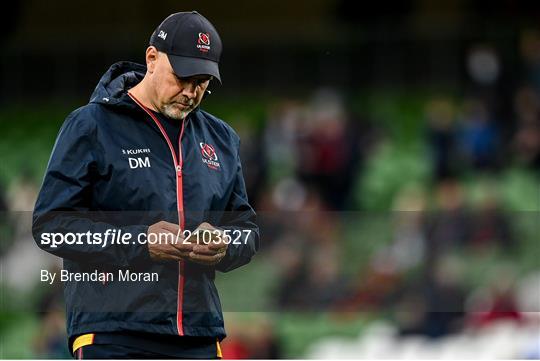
[32,61,259,341]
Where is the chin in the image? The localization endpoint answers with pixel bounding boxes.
[163,106,189,120]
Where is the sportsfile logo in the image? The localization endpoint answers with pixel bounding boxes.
[200,142,220,170]
[197,32,211,53]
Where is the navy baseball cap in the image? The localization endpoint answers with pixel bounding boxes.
[149,11,222,83]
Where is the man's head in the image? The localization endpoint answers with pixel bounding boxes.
[144,48,212,120]
[136,11,222,120]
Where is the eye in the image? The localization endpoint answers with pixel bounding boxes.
[196,78,211,86]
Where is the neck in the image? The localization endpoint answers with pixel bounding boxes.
[128,78,158,112]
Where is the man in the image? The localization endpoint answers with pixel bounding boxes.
[33,11,259,359]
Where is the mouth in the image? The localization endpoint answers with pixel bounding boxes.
[172,103,191,109]
[176,100,194,108]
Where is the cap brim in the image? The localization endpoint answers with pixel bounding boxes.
[167,54,221,83]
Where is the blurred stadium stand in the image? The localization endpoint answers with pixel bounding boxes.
[1,0,539,358]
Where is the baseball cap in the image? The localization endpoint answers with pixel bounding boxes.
[149,11,222,83]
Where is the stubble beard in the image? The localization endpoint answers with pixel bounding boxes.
[161,102,195,120]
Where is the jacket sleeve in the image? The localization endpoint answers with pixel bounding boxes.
[215,139,260,272]
[32,110,151,267]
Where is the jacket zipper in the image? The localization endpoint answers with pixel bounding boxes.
[128,92,186,336]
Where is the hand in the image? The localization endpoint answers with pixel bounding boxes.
[146,221,193,261]
[187,222,228,266]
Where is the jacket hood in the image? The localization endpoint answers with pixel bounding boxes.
[89,61,146,109]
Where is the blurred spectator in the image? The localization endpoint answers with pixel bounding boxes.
[406,180,471,338]
[466,266,524,328]
[273,232,310,309]
[272,213,346,310]
[271,177,308,212]
[468,182,514,251]
[520,29,540,91]
[338,184,428,312]
[236,121,268,209]
[262,90,374,213]
[269,181,347,311]
[423,256,467,338]
[302,244,349,309]
[339,253,403,312]
[388,184,427,271]
[425,97,458,179]
[220,316,282,359]
[425,178,470,256]
[396,256,466,338]
[220,317,252,359]
[512,86,540,170]
[6,168,38,238]
[0,179,13,256]
[32,265,69,358]
[295,89,362,210]
[467,45,500,87]
[264,101,305,181]
[456,98,501,170]
[0,180,7,211]
[248,318,282,359]
[6,168,38,211]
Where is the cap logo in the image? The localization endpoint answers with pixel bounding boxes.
[197,32,211,53]
[198,32,210,45]
[158,30,167,40]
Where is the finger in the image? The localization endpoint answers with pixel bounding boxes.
[188,229,215,245]
[182,230,199,244]
[160,222,181,234]
[192,236,227,252]
[171,240,195,252]
[192,244,220,255]
[196,222,215,231]
[155,230,179,245]
[170,243,192,256]
[150,246,185,261]
[207,240,228,251]
[189,251,224,264]
[189,252,218,262]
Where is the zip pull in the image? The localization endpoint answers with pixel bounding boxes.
[176,165,182,175]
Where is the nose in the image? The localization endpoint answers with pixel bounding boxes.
[181,80,197,99]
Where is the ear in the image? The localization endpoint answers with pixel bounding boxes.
[146,46,159,73]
